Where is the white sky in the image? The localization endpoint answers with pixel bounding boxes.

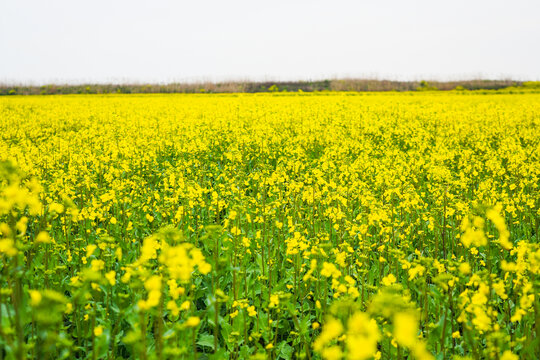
[1,0,539,85]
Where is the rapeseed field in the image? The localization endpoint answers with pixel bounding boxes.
[0,92,539,359]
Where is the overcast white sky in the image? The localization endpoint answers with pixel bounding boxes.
[1,0,539,84]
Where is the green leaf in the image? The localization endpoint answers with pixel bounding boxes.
[277,341,294,360]
[197,333,215,350]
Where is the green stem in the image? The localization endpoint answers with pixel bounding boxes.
[140,312,147,360]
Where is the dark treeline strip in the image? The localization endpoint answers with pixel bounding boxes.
[2,79,540,95]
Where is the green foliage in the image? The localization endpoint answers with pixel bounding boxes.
[522,81,540,89]
[417,80,439,91]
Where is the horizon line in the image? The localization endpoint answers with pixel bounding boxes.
[0,76,536,87]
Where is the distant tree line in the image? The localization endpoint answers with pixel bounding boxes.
[2,79,539,95]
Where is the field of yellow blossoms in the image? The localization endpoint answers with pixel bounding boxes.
[1,92,539,359]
